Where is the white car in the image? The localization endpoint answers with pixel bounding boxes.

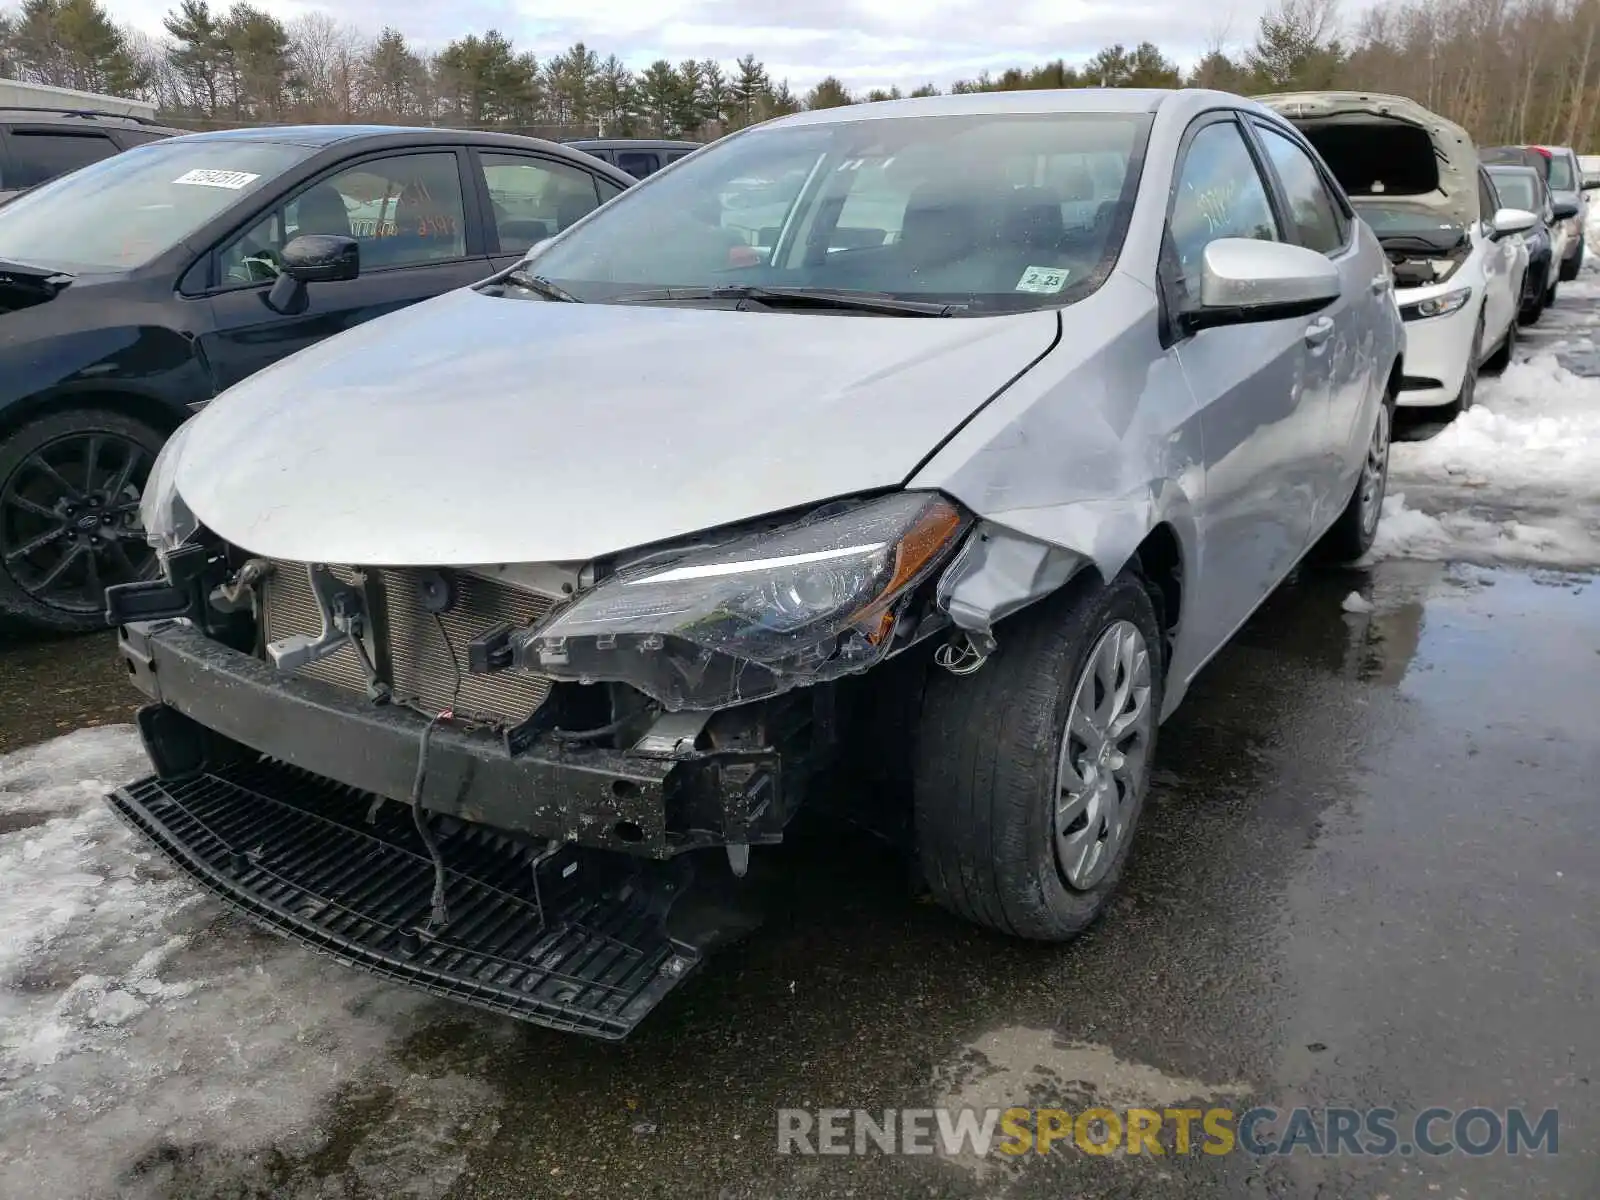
[1258,92,1537,414]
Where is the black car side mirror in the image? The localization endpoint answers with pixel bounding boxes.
[264,235,360,315]
[1553,200,1580,221]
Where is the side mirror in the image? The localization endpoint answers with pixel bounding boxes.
[1183,238,1341,332]
[281,234,360,283]
[1552,199,1580,221]
[264,234,359,315]
[1491,207,1539,238]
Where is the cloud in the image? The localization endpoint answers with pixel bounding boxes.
[99,0,1335,92]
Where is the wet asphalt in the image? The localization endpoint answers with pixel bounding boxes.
[2,556,1595,1199]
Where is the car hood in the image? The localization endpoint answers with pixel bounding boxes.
[1256,91,1481,226]
[173,286,1058,566]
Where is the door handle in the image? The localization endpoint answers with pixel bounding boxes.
[1371,274,1391,294]
[1304,316,1335,347]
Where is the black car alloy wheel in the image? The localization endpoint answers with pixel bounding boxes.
[1,417,159,625]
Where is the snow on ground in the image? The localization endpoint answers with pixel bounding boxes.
[1377,254,1600,570]
[0,727,506,1200]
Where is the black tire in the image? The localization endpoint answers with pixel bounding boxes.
[1315,397,1393,563]
[913,570,1164,942]
[1519,260,1548,325]
[1559,247,1582,282]
[0,408,166,633]
[1482,307,1515,375]
[1449,312,1484,417]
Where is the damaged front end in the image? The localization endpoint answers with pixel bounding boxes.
[103,479,976,1036]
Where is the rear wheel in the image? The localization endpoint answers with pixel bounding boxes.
[1315,397,1392,563]
[913,571,1163,941]
[0,409,164,632]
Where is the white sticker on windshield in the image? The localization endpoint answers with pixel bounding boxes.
[173,169,261,190]
[1015,265,1070,294]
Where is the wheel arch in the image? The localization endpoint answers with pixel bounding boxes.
[0,387,187,444]
[936,481,1199,668]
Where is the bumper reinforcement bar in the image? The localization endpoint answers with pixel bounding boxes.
[106,756,705,1039]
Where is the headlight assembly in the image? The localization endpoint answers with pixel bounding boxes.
[139,418,200,557]
[1399,287,1472,322]
[512,491,970,709]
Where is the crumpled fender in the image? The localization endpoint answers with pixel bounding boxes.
[910,274,1204,640]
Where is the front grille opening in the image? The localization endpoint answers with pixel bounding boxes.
[260,561,558,727]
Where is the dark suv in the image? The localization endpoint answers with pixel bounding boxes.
[562,138,701,179]
[0,107,183,201]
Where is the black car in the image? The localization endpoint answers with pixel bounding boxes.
[0,124,634,632]
[1486,163,1559,323]
[1,106,183,202]
[1481,143,1593,283]
[562,138,702,179]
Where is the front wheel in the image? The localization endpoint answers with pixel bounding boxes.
[1559,247,1582,283]
[913,571,1164,941]
[1482,307,1516,375]
[0,408,165,632]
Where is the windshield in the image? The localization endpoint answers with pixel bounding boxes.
[1545,153,1576,191]
[526,111,1150,312]
[1352,201,1466,239]
[0,138,313,273]
[1488,171,1538,212]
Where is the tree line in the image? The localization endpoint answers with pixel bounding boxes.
[2,0,1599,149]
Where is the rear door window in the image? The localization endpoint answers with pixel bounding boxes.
[1546,153,1576,191]
[1255,124,1349,254]
[615,151,662,178]
[4,129,121,188]
[479,152,603,253]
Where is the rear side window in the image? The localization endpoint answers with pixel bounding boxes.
[1546,153,1576,191]
[1256,125,1348,254]
[615,151,661,178]
[5,130,120,188]
[664,149,693,163]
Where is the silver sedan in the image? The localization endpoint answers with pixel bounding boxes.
[122,87,1403,1035]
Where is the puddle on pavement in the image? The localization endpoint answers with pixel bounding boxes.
[0,561,1596,1198]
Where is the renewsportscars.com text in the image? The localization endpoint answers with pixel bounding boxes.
[777,1106,1559,1158]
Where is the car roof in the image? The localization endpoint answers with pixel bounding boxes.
[564,138,701,150]
[150,124,634,180]
[1486,163,1539,176]
[764,87,1177,130]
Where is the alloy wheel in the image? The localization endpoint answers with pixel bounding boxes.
[1359,403,1391,538]
[1055,620,1154,890]
[1,432,156,615]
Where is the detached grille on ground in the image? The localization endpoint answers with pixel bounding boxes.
[261,562,556,726]
[107,758,703,1038]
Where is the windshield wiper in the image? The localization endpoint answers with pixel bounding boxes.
[503,268,582,302]
[611,284,962,316]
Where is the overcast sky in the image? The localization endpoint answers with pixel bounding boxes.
[94,0,1348,94]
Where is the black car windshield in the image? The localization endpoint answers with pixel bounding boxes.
[1488,171,1539,213]
[0,138,313,273]
[525,111,1150,312]
[1545,153,1576,191]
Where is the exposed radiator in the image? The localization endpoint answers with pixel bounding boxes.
[260,561,557,727]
